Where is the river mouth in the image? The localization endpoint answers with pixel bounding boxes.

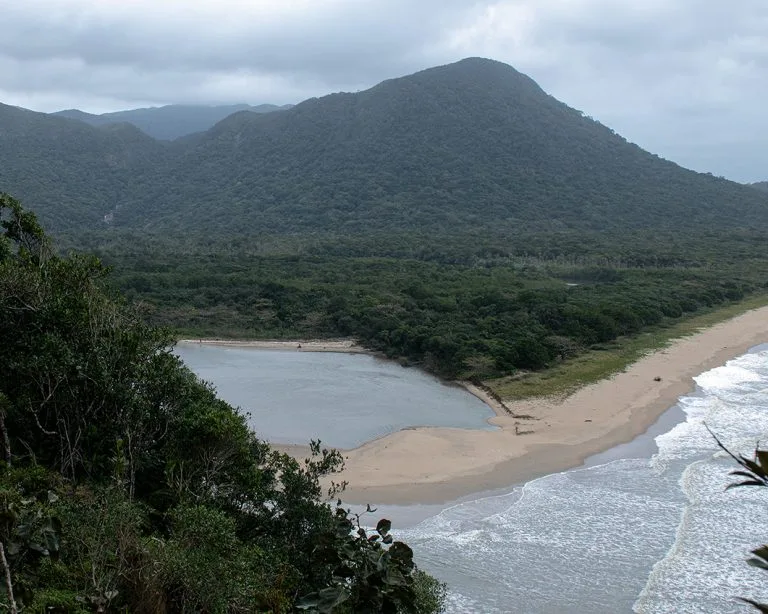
[174,342,497,449]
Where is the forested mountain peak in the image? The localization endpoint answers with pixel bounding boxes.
[145,57,767,236]
[2,58,767,236]
[750,181,768,193]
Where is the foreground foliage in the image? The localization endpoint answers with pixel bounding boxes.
[0,193,445,613]
[90,230,768,382]
[715,430,768,611]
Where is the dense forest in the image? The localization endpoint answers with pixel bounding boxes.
[0,193,446,612]
[3,58,768,238]
[91,230,764,380]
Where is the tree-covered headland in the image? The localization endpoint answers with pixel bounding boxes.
[0,194,446,613]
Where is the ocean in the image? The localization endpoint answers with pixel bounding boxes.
[397,346,768,613]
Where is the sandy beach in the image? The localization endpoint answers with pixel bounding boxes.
[307,305,768,505]
[177,338,369,353]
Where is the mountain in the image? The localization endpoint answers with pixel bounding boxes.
[5,59,767,381]
[3,57,767,237]
[750,181,768,193]
[123,58,768,236]
[52,103,293,141]
[0,103,167,229]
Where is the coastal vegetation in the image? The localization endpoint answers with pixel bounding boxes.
[90,239,765,384]
[0,193,445,612]
[2,54,768,610]
[490,293,768,400]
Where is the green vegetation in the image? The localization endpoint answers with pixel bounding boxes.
[0,103,167,230]
[0,194,445,613]
[489,293,768,400]
[4,58,768,238]
[89,233,768,383]
[3,57,768,390]
[714,432,768,611]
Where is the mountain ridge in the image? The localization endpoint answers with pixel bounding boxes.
[52,103,293,141]
[0,102,168,228]
[130,57,765,236]
[2,57,766,239]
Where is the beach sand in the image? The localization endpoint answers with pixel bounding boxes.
[177,338,368,353]
[278,306,768,505]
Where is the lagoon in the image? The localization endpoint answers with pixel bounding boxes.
[174,342,497,449]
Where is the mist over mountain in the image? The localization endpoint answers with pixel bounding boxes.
[52,103,293,141]
[750,181,768,193]
[2,58,766,240]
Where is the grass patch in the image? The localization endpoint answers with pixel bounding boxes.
[488,293,768,402]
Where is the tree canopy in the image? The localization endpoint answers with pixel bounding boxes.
[0,194,445,613]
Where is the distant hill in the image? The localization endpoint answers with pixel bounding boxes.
[2,57,767,238]
[52,103,292,141]
[0,103,167,229]
[750,181,768,193]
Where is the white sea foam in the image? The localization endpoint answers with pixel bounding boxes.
[397,348,768,613]
[401,459,683,613]
[635,349,768,613]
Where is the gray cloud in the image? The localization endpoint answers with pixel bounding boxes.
[0,1,477,84]
[0,0,766,181]
[446,0,768,180]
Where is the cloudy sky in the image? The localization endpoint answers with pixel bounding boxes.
[1,0,766,182]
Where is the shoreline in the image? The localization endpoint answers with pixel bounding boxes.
[180,308,768,506]
[328,306,768,505]
[176,337,370,354]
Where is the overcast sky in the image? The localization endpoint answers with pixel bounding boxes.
[1,0,766,182]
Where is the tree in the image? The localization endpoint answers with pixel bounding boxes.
[0,194,446,612]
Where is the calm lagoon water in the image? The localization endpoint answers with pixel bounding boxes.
[174,343,496,448]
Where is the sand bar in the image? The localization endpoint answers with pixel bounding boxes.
[177,338,369,353]
[320,305,768,505]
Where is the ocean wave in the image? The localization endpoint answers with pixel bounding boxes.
[401,348,768,613]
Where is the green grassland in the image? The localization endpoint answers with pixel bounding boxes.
[490,293,768,401]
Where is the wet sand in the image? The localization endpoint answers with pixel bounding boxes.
[292,306,768,505]
[177,338,368,353]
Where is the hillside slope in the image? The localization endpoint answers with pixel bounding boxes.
[0,103,167,229]
[2,58,767,237]
[123,58,768,236]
